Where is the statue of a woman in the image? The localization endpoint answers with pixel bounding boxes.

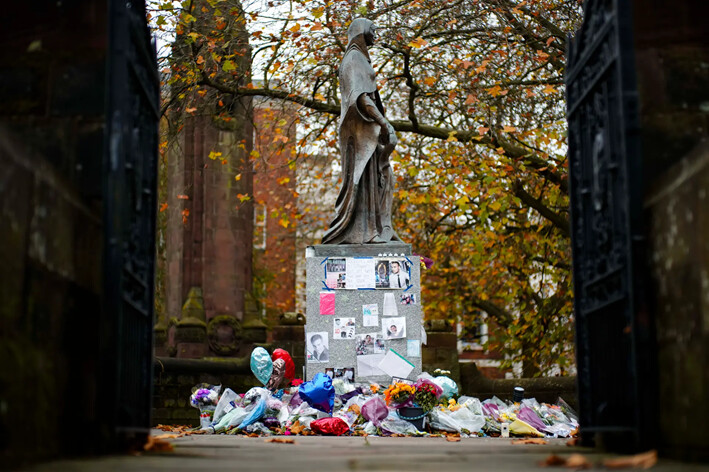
[322,18,402,245]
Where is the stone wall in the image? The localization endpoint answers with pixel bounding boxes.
[153,315,305,426]
[645,142,709,461]
[153,357,256,426]
[422,320,461,384]
[459,363,578,410]
[0,2,108,464]
[633,1,708,460]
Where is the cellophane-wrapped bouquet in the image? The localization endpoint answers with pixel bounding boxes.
[190,383,221,429]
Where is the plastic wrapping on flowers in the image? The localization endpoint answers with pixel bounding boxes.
[181,364,579,439]
[189,383,221,429]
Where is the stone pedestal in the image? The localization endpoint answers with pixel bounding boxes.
[304,244,423,383]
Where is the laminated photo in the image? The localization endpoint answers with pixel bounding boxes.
[307,332,329,363]
[355,333,386,356]
[333,317,355,339]
[375,260,390,288]
[389,259,410,289]
[383,316,406,339]
[391,376,415,385]
[362,303,379,327]
[325,258,346,289]
[334,367,355,382]
[325,367,334,378]
[400,293,417,305]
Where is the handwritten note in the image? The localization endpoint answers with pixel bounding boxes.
[346,257,375,289]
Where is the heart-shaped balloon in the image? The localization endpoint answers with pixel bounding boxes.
[266,358,286,391]
[250,347,273,386]
[271,348,295,381]
[433,375,458,399]
[298,372,335,414]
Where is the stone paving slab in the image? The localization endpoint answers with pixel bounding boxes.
[24,434,709,472]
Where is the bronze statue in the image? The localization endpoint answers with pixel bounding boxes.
[322,18,402,245]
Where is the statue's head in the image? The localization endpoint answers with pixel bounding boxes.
[348,18,375,46]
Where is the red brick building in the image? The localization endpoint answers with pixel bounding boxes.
[251,101,298,330]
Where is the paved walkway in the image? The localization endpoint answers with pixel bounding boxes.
[25,434,709,472]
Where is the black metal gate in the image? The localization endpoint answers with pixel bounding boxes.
[566,0,655,451]
[101,0,159,445]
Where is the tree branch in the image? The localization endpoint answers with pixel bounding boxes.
[512,180,569,236]
[472,298,514,326]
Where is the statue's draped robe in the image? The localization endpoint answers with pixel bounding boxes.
[322,43,396,244]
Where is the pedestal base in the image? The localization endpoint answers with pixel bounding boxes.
[304,244,423,383]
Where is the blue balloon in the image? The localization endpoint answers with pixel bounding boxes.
[433,375,459,399]
[299,372,335,414]
[250,347,273,386]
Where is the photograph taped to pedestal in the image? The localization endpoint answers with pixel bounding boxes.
[383,317,406,339]
[363,303,379,326]
[375,259,390,288]
[325,258,346,289]
[388,259,410,289]
[356,332,385,355]
[334,317,355,339]
[334,367,355,382]
[307,332,329,363]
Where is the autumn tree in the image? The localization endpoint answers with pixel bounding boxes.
[150,0,583,376]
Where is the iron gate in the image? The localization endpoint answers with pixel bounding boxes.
[101,0,159,444]
[566,0,656,451]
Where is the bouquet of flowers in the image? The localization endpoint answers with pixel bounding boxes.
[412,379,442,412]
[190,384,221,428]
[383,382,416,407]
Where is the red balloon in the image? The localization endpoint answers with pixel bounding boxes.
[272,348,295,381]
[310,417,350,436]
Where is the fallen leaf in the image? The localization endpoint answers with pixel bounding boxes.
[540,454,567,466]
[566,454,592,469]
[445,436,461,442]
[602,450,657,469]
[290,421,305,435]
[512,438,547,445]
[566,437,580,447]
[539,453,591,469]
[265,438,296,444]
[143,436,174,452]
[154,433,181,439]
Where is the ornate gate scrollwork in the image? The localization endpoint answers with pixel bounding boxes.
[566,0,654,451]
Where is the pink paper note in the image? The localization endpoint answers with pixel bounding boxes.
[320,292,335,315]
